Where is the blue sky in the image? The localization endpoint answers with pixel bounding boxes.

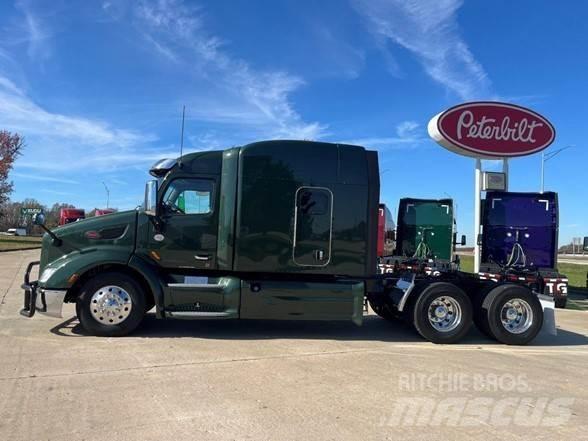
[1,0,586,244]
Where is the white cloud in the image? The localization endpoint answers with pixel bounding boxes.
[342,120,425,149]
[396,120,419,138]
[10,172,78,184]
[0,77,154,147]
[40,188,73,196]
[352,0,490,100]
[133,0,325,140]
[15,0,52,62]
[0,76,163,172]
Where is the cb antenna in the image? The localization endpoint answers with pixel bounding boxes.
[179,105,186,168]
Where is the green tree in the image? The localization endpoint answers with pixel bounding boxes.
[0,131,24,205]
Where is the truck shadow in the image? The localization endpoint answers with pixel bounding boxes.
[50,313,588,347]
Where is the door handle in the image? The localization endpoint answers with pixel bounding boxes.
[194,254,210,261]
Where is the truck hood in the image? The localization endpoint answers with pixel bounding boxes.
[40,210,138,273]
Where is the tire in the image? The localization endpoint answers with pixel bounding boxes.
[368,299,395,321]
[76,272,146,337]
[472,286,496,340]
[481,284,543,345]
[145,296,156,312]
[412,282,473,344]
[554,298,567,309]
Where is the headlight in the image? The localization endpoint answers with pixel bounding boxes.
[39,267,58,283]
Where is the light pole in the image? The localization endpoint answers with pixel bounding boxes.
[102,182,110,209]
[541,145,573,193]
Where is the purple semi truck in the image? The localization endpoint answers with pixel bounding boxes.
[479,191,568,308]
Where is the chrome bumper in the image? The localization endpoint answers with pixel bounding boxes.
[20,261,66,318]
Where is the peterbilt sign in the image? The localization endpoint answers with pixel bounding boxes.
[428,102,555,158]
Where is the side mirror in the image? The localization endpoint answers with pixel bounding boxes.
[144,180,158,216]
[584,236,588,252]
[33,213,46,226]
[461,234,466,246]
[33,212,62,246]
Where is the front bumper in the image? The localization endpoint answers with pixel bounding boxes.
[20,261,67,319]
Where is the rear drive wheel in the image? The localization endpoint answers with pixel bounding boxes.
[481,284,543,345]
[473,286,495,340]
[368,299,395,321]
[412,282,473,344]
[554,298,567,309]
[77,272,146,337]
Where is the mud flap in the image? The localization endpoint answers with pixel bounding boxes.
[538,293,556,336]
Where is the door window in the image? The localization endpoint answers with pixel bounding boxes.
[163,179,213,215]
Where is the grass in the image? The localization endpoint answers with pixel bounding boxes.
[0,235,42,251]
[460,255,474,274]
[458,254,588,310]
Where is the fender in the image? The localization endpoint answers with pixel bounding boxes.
[128,254,166,319]
[38,246,133,290]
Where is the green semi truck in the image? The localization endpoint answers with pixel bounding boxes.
[22,140,554,345]
[378,198,465,269]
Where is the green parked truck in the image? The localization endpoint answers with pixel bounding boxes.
[22,140,554,345]
[378,198,465,274]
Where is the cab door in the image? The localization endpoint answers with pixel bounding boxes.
[293,186,333,267]
[152,178,218,270]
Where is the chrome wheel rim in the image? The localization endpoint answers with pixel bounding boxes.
[500,298,533,334]
[427,296,462,332]
[90,285,132,325]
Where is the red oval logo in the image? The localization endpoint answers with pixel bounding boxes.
[428,102,555,158]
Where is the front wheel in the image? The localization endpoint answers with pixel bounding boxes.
[412,282,473,344]
[77,272,146,337]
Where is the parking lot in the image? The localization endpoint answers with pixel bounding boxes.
[1,250,587,440]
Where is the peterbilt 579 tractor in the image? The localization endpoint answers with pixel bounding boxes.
[22,140,555,345]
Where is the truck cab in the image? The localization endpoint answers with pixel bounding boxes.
[23,140,380,335]
[59,208,85,226]
[377,204,395,258]
[480,191,568,307]
[94,209,116,217]
[380,198,464,268]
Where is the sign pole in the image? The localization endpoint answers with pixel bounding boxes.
[474,159,482,274]
[502,158,509,191]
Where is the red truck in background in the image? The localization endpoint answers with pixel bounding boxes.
[94,208,116,217]
[59,208,85,226]
[377,203,395,258]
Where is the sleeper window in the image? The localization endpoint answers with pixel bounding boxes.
[297,189,329,215]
